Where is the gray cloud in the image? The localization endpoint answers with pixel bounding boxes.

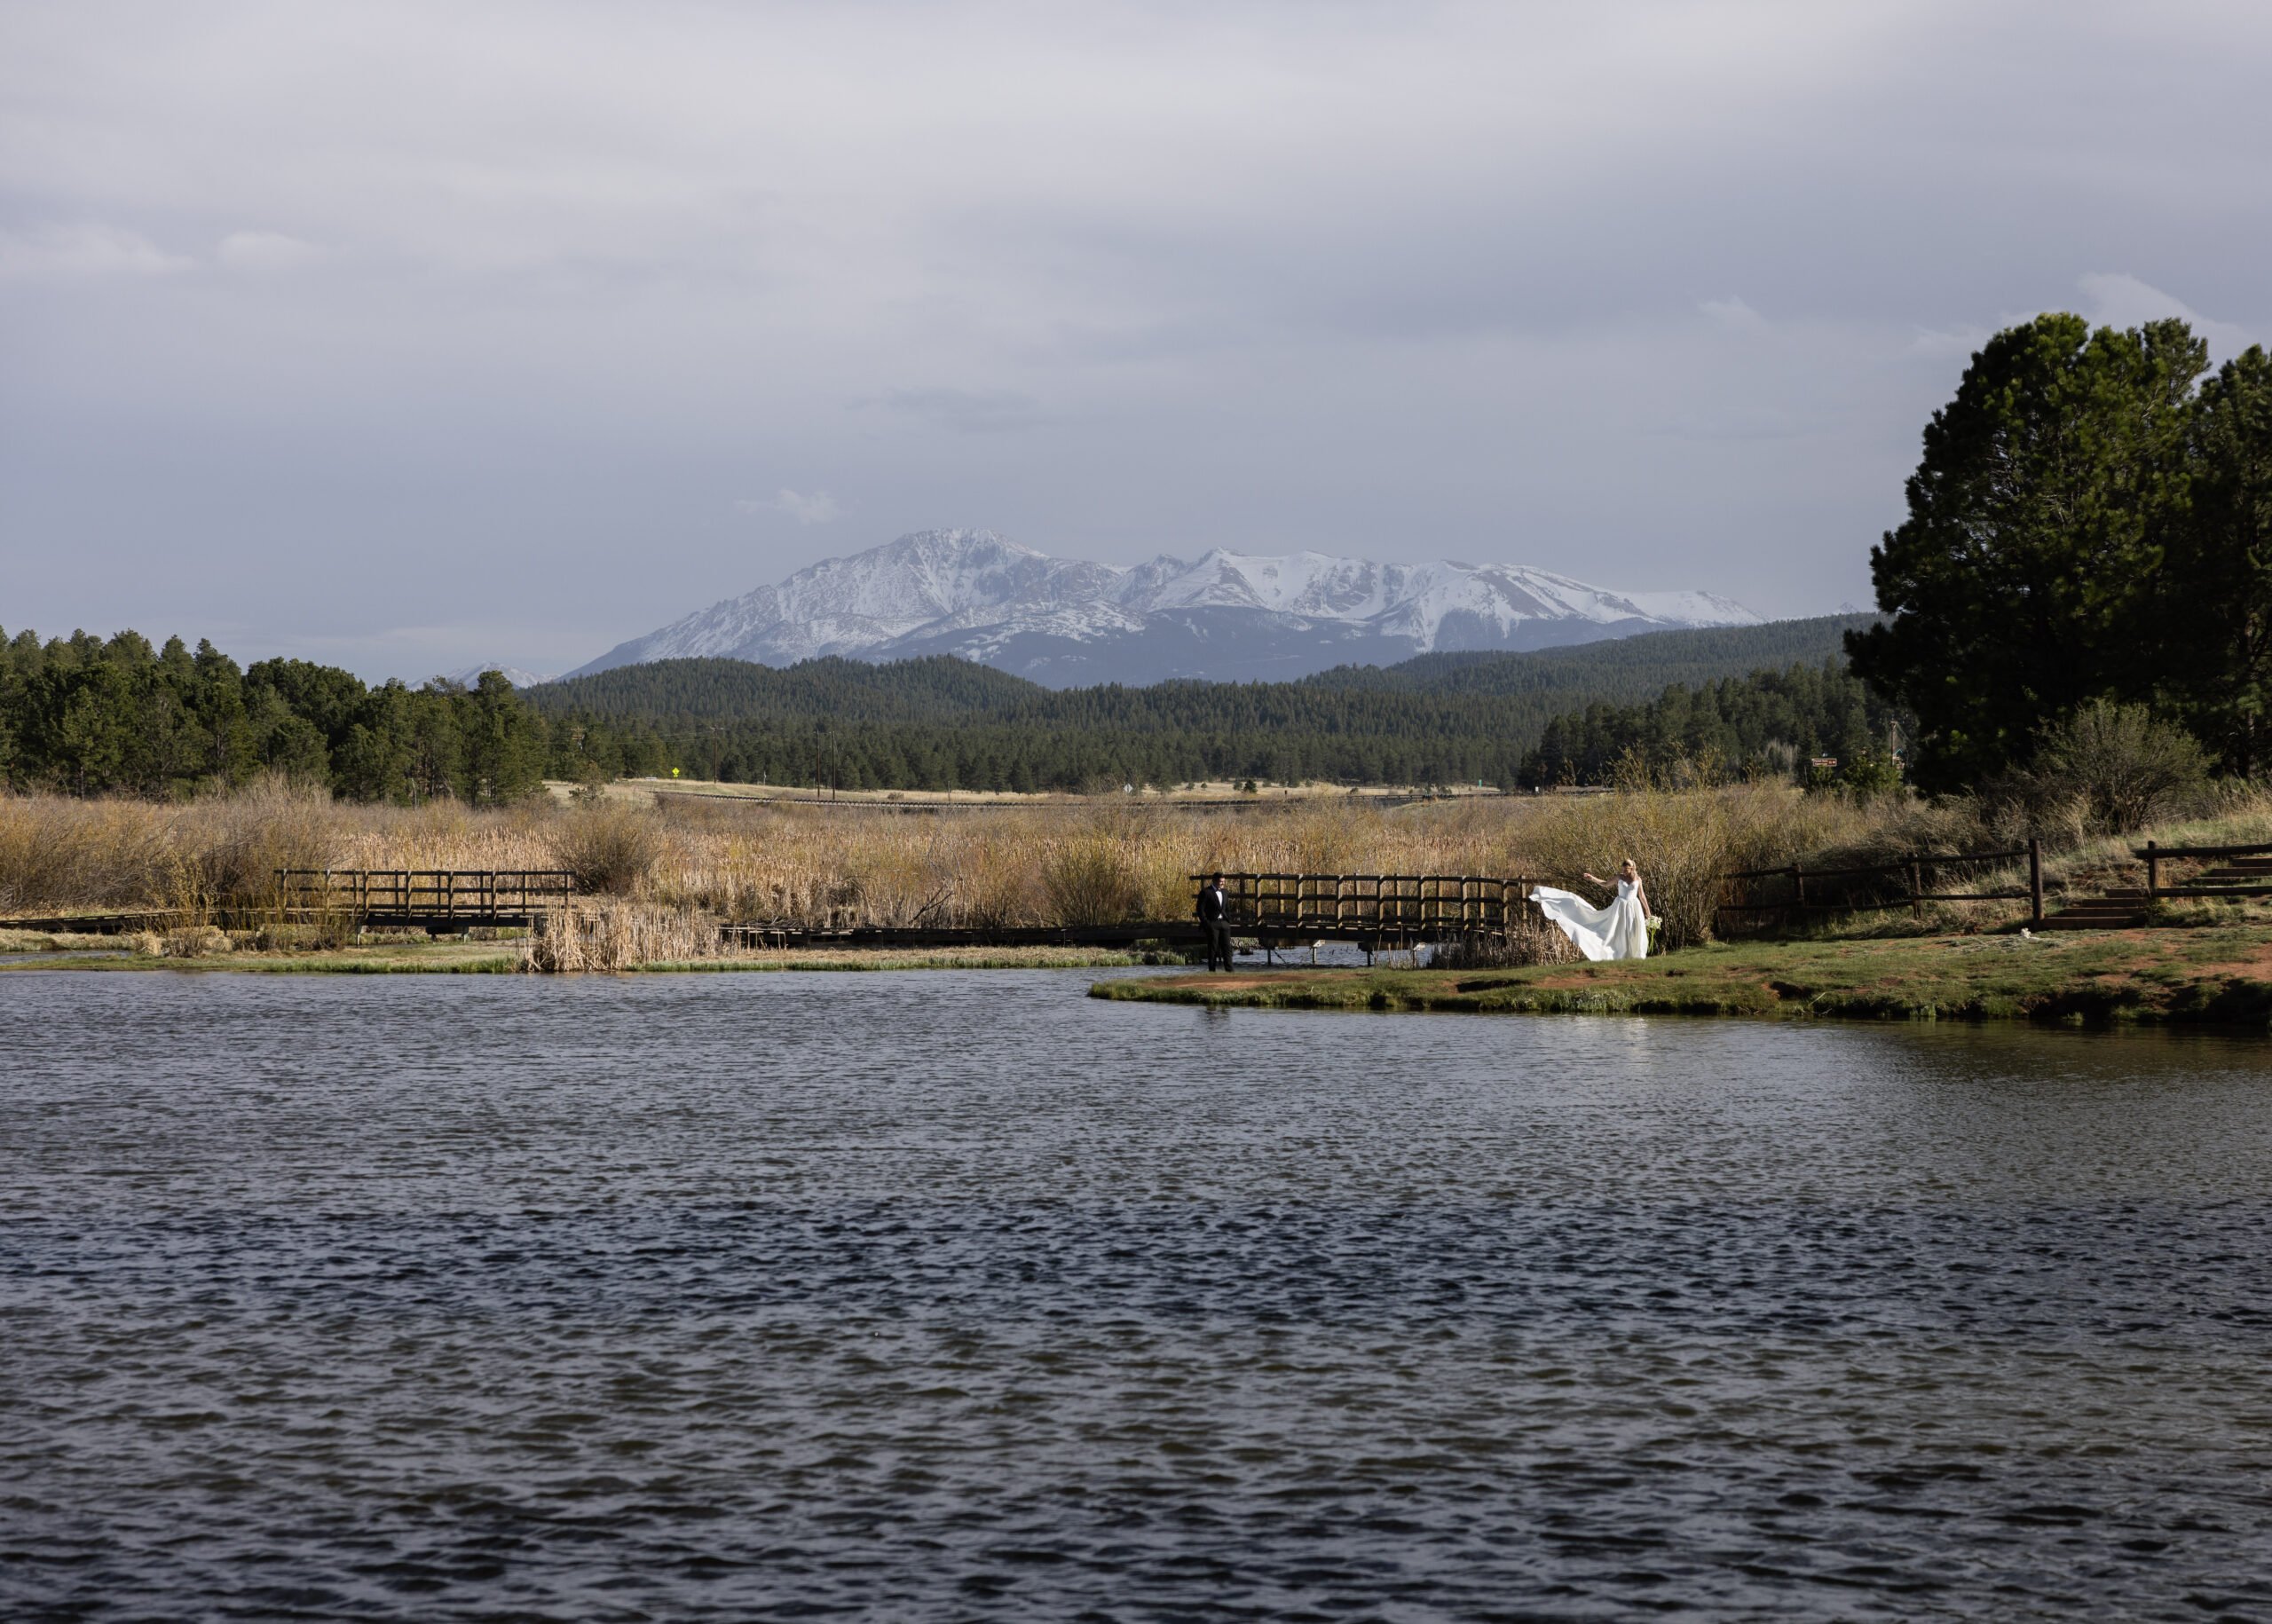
[740,489,841,524]
[874,389,1053,435]
[2,0,2268,679]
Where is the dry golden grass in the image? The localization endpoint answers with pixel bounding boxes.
[0,775,336,918]
[519,901,717,972]
[28,774,2265,950]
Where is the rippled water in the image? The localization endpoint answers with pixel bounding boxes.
[6,970,2272,1620]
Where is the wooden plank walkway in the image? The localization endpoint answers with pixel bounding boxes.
[0,910,181,934]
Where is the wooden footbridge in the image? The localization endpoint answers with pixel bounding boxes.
[223,868,1548,954]
[1195,872,1542,947]
[274,870,574,931]
[723,872,1546,956]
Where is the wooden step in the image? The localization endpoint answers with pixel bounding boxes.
[2039,892,2146,930]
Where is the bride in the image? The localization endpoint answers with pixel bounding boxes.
[1531,860,1652,961]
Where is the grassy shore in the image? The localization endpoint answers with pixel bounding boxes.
[1091,923,2272,1026]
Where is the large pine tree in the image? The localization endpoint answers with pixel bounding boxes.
[2165,348,2272,776]
[1848,314,2206,792]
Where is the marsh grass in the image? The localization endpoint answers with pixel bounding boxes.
[520,901,720,972]
[23,775,2272,951]
[0,774,336,918]
[1429,919,1582,969]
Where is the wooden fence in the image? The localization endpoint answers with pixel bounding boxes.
[1195,873,1540,944]
[1716,839,2043,931]
[2139,839,2272,899]
[274,870,574,926]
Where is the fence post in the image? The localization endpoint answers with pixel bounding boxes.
[2028,837,2042,926]
[2146,840,2158,902]
[1910,858,1922,922]
[1792,862,1806,932]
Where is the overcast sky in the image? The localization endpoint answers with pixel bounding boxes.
[3,1,2268,681]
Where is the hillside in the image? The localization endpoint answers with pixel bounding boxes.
[524,615,1882,792]
[539,615,1870,722]
[1304,614,1874,698]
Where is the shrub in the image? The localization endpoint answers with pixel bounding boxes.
[1839,750,1905,797]
[1042,832,1146,925]
[178,772,338,910]
[550,801,667,894]
[2029,702,2209,833]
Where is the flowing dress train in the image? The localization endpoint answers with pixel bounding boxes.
[1530,877,1648,961]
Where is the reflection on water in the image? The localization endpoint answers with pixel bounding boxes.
[4,970,2270,1620]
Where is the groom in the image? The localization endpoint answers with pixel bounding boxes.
[1195,874,1233,972]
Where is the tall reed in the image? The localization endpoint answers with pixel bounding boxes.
[0,774,337,916]
[28,775,2242,948]
[518,901,719,972]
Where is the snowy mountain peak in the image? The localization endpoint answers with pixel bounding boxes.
[569,530,1762,688]
[435,663,560,689]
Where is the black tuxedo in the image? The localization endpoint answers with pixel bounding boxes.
[1195,884,1233,971]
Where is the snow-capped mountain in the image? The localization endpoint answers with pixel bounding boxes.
[435,663,559,690]
[567,529,1761,687]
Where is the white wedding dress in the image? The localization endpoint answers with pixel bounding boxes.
[1531,878,1649,961]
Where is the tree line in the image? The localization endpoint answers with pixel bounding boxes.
[0,608,1905,800]
[1519,658,1905,788]
[0,628,674,801]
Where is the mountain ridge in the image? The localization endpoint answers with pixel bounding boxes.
[568,528,1764,688]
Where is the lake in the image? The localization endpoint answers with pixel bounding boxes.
[4,968,2271,1620]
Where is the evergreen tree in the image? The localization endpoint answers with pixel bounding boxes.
[2166,347,2272,775]
[1848,314,2208,791]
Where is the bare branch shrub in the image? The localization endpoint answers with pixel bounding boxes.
[176,773,339,911]
[550,801,667,894]
[1041,830,1148,925]
[2023,702,2210,834]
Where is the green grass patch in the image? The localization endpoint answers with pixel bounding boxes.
[1092,925,2272,1027]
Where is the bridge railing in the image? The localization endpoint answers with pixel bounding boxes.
[274,870,575,923]
[1192,873,1537,942]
